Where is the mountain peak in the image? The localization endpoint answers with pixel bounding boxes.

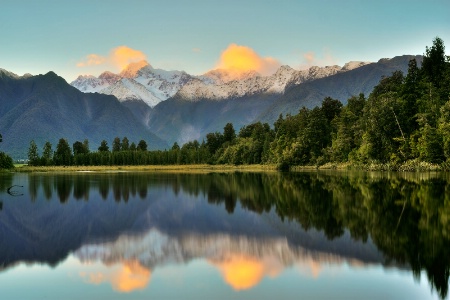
[0,68,20,79]
[202,68,260,84]
[120,60,151,78]
[341,61,372,71]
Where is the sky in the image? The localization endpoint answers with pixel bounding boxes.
[1,0,449,82]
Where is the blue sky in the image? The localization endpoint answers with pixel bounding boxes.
[1,0,449,81]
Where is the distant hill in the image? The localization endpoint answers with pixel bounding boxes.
[0,70,167,159]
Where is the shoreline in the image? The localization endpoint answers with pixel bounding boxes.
[12,164,278,173]
[6,159,449,173]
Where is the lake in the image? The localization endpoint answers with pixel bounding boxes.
[0,171,448,299]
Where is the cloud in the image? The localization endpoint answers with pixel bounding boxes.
[76,54,106,67]
[110,46,147,70]
[215,44,280,76]
[299,48,338,69]
[192,47,201,53]
[80,260,151,293]
[77,46,147,71]
[210,254,283,291]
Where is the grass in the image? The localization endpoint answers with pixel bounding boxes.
[14,164,278,173]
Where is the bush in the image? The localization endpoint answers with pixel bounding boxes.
[0,152,14,169]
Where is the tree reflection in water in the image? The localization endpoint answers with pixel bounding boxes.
[2,171,449,299]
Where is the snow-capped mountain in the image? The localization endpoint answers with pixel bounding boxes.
[71,60,371,107]
[175,62,371,101]
[70,60,194,108]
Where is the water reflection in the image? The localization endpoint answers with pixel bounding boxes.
[0,171,449,299]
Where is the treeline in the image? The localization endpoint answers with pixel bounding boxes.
[25,37,450,169]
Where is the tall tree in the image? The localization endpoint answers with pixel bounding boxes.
[42,141,53,166]
[223,123,236,144]
[422,37,446,89]
[122,137,130,151]
[27,140,39,166]
[112,137,121,152]
[137,140,147,151]
[54,138,72,166]
[98,140,109,152]
[73,141,88,155]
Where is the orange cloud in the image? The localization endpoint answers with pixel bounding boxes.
[80,260,151,293]
[77,46,147,71]
[110,46,147,70]
[299,48,337,69]
[76,54,107,67]
[210,254,282,291]
[215,44,280,77]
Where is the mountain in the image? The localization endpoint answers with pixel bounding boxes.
[0,69,167,159]
[257,55,423,123]
[71,60,194,108]
[146,55,420,145]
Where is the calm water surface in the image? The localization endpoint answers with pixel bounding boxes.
[0,171,448,299]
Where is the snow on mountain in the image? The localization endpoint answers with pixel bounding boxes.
[341,61,372,71]
[70,60,194,108]
[75,228,373,274]
[175,63,359,101]
[71,75,111,93]
[200,68,260,84]
[71,60,373,106]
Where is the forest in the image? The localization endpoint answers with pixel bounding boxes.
[1,37,449,170]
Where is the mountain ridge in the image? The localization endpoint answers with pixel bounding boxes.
[0,71,167,159]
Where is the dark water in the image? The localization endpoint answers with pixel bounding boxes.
[0,171,448,299]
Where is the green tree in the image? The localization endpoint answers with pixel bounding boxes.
[122,137,129,151]
[223,123,236,144]
[0,152,13,169]
[54,138,72,166]
[73,141,88,155]
[422,37,446,89]
[137,140,147,151]
[171,142,180,151]
[130,142,136,151]
[321,97,342,124]
[27,140,39,166]
[83,139,90,153]
[206,132,224,155]
[98,140,109,152]
[41,141,53,166]
[112,137,121,152]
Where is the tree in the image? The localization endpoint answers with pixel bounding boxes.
[27,140,39,166]
[130,142,136,151]
[206,132,224,155]
[137,140,147,151]
[321,97,342,124]
[83,139,90,153]
[122,137,129,151]
[422,37,446,89]
[54,138,72,165]
[171,142,180,151]
[98,140,109,152]
[0,152,13,169]
[42,141,53,166]
[0,133,2,143]
[73,141,87,155]
[223,123,236,144]
[112,137,121,152]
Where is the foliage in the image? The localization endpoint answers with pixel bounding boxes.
[27,140,40,166]
[0,152,14,169]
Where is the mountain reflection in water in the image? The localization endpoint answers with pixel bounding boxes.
[0,171,448,299]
